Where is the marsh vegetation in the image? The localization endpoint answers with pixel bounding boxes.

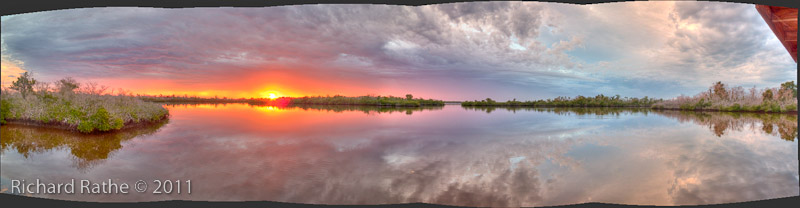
[289,94,445,107]
[1,73,168,133]
[652,81,797,113]
[140,95,268,105]
[141,94,445,107]
[461,95,660,107]
[461,81,797,114]
[463,106,653,115]
[275,104,443,115]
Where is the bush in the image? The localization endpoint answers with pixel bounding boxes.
[786,104,797,111]
[652,81,797,113]
[2,85,168,133]
[0,99,11,124]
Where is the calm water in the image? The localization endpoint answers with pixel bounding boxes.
[1,104,798,206]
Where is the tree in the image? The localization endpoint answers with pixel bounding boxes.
[33,81,51,94]
[780,81,797,99]
[762,89,774,101]
[56,77,80,94]
[10,72,36,99]
[83,82,107,95]
[405,94,413,100]
[711,81,728,100]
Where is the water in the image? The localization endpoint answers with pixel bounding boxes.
[1,103,797,206]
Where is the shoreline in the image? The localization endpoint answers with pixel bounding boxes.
[461,105,651,108]
[464,105,798,114]
[650,107,798,114]
[2,114,170,134]
[286,103,445,107]
[155,101,446,107]
[155,101,798,114]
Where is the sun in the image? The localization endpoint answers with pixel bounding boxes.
[260,90,285,100]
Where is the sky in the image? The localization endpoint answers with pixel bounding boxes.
[0,1,796,101]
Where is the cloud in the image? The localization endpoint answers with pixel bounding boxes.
[0,2,794,100]
[0,39,27,87]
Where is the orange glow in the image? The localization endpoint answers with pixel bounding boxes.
[260,91,281,99]
[75,65,436,99]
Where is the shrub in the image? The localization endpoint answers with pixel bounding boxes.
[2,76,168,133]
[77,107,126,133]
[652,81,797,113]
[786,104,797,111]
[0,99,11,124]
[10,72,37,99]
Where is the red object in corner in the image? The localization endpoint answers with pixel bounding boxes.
[756,5,798,63]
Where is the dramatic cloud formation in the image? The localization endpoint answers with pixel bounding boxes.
[0,1,795,100]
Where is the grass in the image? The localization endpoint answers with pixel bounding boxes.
[1,88,169,133]
[651,81,797,113]
[462,95,660,107]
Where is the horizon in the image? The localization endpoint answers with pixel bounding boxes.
[1,2,796,101]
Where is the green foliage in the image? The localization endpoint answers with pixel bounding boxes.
[694,98,712,109]
[724,103,742,111]
[10,72,37,99]
[781,81,797,96]
[77,107,126,133]
[762,89,774,101]
[1,75,169,133]
[785,104,797,111]
[779,81,797,100]
[0,98,11,124]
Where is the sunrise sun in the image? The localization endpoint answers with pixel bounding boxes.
[260,91,280,99]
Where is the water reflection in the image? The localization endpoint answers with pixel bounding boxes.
[462,106,651,116]
[653,111,797,141]
[0,120,168,170]
[163,103,444,115]
[463,106,797,141]
[0,104,796,206]
[276,104,443,115]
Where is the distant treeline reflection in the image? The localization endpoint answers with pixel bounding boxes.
[463,106,652,116]
[463,106,797,141]
[163,103,444,115]
[0,119,168,170]
[654,110,797,141]
[284,104,444,115]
